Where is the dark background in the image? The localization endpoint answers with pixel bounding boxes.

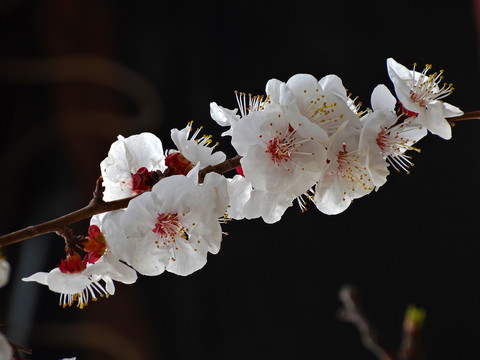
[1,0,480,359]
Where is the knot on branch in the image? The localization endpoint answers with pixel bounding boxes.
[89,176,106,206]
[56,226,84,255]
[198,155,242,183]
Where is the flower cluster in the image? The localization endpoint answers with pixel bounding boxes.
[22,58,463,307]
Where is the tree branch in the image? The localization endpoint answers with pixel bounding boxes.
[198,155,242,183]
[0,194,135,248]
[338,285,425,360]
[448,110,480,122]
[338,285,396,360]
[0,156,243,248]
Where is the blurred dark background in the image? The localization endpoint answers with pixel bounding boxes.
[1,0,480,359]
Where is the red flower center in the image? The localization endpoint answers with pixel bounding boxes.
[131,167,159,195]
[165,152,194,176]
[82,225,107,264]
[153,213,185,238]
[58,251,87,274]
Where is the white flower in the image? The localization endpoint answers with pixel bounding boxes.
[314,121,374,215]
[233,80,327,190]
[119,170,228,276]
[213,77,330,222]
[0,332,12,360]
[22,215,137,309]
[0,258,10,288]
[387,58,463,139]
[22,253,137,308]
[100,132,166,201]
[359,84,427,187]
[282,73,361,135]
[170,122,226,167]
[234,110,325,191]
[210,91,266,137]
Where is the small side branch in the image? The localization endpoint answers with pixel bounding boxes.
[398,305,425,360]
[338,285,425,360]
[338,285,396,360]
[449,110,480,122]
[198,155,242,183]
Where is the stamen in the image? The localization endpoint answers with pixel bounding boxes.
[234,91,267,117]
[264,125,315,168]
[153,213,185,238]
[376,121,422,174]
[333,145,373,193]
[301,99,346,135]
[58,277,110,309]
[409,63,454,108]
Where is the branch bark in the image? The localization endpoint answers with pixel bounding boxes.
[0,196,134,248]
[338,285,396,360]
[338,285,425,360]
[448,110,480,122]
[0,156,242,248]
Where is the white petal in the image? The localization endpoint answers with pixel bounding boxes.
[442,102,463,118]
[99,253,137,285]
[0,333,13,360]
[22,271,49,286]
[165,235,208,276]
[47,269,91,295]
[387,58,412,81]
[210,102,239,136]
[0,259,10,288]
[265,78,296,107]
[314,173,353,215]
[243,189,294,223]
[418,103,452,140]
[202,172,229,218]
[318,74,348,101]
[371,84,397,114]
[366,150,389,188]
[226,175,253,220]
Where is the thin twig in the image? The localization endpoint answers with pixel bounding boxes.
[198,155,242,183]
[338,285,396,360]
[448,110,480,122]
[397,305,425,360]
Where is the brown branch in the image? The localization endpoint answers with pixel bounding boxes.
[338,286,425,360]
[448,110,480,122]
[338,285,396,360]
[0,195,135,248]
[10,339,32,360]
[198,155,242,183]
[0,156,243,248]
[398,305,425,360]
